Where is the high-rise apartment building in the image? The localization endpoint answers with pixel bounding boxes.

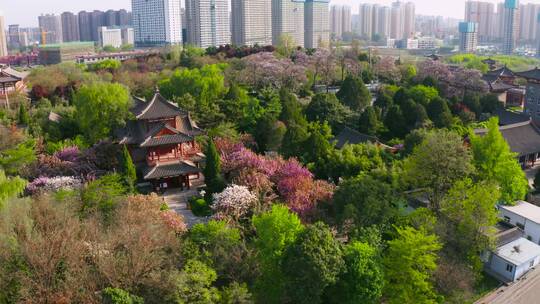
[403,2,415,39]
[90,11,105,42]
[519,3,540,42]
[8,25,20,49]
[502,0,519,55]
[38,14,63,44]
[330,5,343,39]
[61,12,80,42]
[374,5,391,39]
[78,11,93,41]
[330,5,351,40]
[231,0,272,46]
[390,1,404,40]
[117,9,132,26]
[272,0,305,47]
[342,5,352,34]
[459,21,478,53]
[0,14,8,56]
[104,10,118,27]
[186,0,230,48]
[132,0,182,46]
[304,0,329,49]
[358,4,373,39]
[465,1,495,42]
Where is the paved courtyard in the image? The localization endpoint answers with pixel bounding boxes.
[162,187,209,228]
[476,267,540,304]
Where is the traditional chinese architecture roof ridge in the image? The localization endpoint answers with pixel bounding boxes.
[133,92,187,120]
[144,161,201,180]
[487,65,515,78]
[495,108,530,126]
[177,113,205,137]
[334,127,380,149]
[482,58,497,65]
[516,67,540,81]
[475,120,540,157]
[487,79,515,92]
[140,133,194,148]
[0,66,28,80]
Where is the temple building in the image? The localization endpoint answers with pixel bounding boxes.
[117,91,205,192]
[482,65,525,108]
[0,65,28,107]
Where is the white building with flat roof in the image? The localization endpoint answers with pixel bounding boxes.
[500,201,540,244]
[186,0,230,48]
[488,237,540,282]
[98,27,122,48]
[231,0,272,46]
[131,0,182,46]
[272,0,305,47]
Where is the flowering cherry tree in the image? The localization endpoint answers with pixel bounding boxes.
[241,52,308,91]
[217,139,335,221]
[212,184,258,223]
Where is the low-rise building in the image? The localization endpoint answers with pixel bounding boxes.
[38,42,95,65]
[500,201,540,244]
[488,236,540,282]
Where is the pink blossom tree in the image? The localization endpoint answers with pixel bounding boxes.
[212,184,258,223]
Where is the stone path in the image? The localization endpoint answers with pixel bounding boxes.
[162,188,209,228]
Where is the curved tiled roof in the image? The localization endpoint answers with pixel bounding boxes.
[516,67,540,81]
[144,161,201,180]
[475,121,540,156]
[135,93,186,120]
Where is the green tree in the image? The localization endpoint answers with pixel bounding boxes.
[254,114,285,152]
[336,75,371,111]
[358,106,380,136]
[17,104,29,125]
[280,89,306,126]
[534,170,540,193]
[281,122,309,159]
[0,170,26,208]
[282,222,344,304]
[480,94,501,113]
[440,179,500,273]
[470,118,528,203]
[403,130,474,210]
[220,84,250,123]
[120,145,137,193]
[0,140,36,175]
[333,175,397,234]
[167,260,220,304]
[383,226,442,304]
[220,282,253,304]
[373,93,393,115]
[427,97,453,128]
[74,82,131,143]
[252,205,304,303]
[203,139,225,198]
[325,242,383,304]
[302,122,334,178]
[305,93,352,132]
[101,287,143,304]
[384,105,407,138]
[409,85,439,106]
[81,173,127,220]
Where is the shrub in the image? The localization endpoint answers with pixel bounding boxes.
[101,287,143,304]
[190,197,212,217]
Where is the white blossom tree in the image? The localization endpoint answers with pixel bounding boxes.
[212,184,258,223]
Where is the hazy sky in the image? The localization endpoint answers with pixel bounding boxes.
[3,0,540,27]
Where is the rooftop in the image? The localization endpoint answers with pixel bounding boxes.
[475,121,540,157]
[144,161,201,180]
[500,201,540,225]
[516,67,540,81]
[334,127,379,149]
[495,237,540,266]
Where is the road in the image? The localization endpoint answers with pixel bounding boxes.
[162,188,208,228]
[476,267,540,304]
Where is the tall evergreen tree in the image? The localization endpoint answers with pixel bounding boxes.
[120,145,137,193]
[203,139,224,198]
[17,104,30,126]
[336,75,371,111]
[427,97,453,128]
[358,106,379,136]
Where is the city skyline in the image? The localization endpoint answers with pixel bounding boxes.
[5,0,540,27]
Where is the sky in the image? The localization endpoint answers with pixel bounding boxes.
[3,0,540,27]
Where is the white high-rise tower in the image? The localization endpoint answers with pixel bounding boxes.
[304,0,329,49]
[272,0,305,47]
[186,0,230,48]
[231,0,272,46]
[131,0,182,46]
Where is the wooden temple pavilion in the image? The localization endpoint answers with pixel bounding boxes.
[117,91,205,192]
[0,65,28,107]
